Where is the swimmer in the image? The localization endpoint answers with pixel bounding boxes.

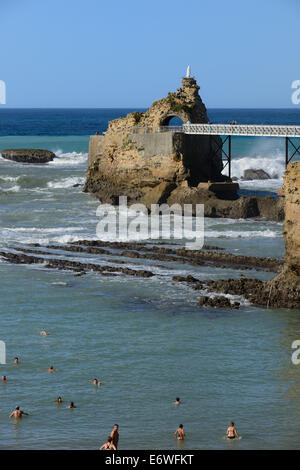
[14,357,19,365]
[226,421,241,440]
[100,436,116,450]
[2,375,7,383]
[40,330,49,336]
[93,378,102,386]
[110,424,119,449]
[173,397,182,405]
[174,424,185,440]
[46,366,56,372]
[67,402,76,409]
[9,406,29,419]
[55,396,62,404]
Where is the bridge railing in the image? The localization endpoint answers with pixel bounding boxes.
[183,123,300,138]
[132,124,300,137]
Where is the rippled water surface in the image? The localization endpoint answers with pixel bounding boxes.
[0,110,299,449]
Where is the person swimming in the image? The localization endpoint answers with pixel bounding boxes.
[67,402,76,409]
[2,375,7,383]
[40,330,49,336]
[46,365,56,372]
[93,378,102,386]
[14,357,19,365]
[100,436,116,450]
[9,406,29,419]
[173,397,181,405]
[55,396,62,404]
[174,424,185,440]
[226,421,241,440]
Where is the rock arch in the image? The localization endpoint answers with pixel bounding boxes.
[159,114,186,127]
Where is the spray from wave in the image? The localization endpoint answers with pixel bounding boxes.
[47,176,85,189]
[50,149,88,166]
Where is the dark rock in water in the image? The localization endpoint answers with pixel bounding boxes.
[243,169,271,180]
[228,196,259,218]
[257,196,284,221]
[198,295,240,309]
[173,274,199,283]
[194,275,300,310]
[1,149,55,164]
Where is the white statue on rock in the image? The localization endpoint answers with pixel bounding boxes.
[186,65,191,78]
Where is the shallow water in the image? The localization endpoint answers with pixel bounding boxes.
[0,109,299,449]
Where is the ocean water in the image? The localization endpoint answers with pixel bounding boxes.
[0,109,299,450]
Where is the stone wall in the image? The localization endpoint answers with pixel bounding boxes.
[84,128,231,208]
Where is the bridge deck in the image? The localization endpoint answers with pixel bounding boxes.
[135,124,300,176]
[181,123,300,138]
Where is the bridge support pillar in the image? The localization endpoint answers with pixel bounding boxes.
[228,136,231,179]
[211,135,232,179]
[285,137,300,167]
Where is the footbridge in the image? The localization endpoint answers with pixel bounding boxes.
[158,123,300,178]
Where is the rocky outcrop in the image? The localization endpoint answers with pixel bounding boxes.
[84,76,284,220]
[198,295,240,309]
[282,162,300,276]
[167,187,283,220]
[1,149,55,164]
[182,162,300,309]
[242,169,271,180]
[255,162,300,307]
[84,76,236,207]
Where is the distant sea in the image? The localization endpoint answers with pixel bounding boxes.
[1,107,300,135]
[0,108,299,450]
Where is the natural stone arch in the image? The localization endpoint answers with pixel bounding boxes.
[159,114,187,127]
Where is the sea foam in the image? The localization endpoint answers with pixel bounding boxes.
[50,150,88,166]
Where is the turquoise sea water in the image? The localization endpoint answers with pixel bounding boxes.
[0,109,299,449]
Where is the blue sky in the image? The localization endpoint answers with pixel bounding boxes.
[0,0,299,108]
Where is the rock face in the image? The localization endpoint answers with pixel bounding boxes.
[198,295,240,309]
[281,162,300,277]
[262,162,300,307]
[84,76,283,220]
[190,163,300,309]
[84,76,235,208]
[1,149,55,164]
[243,169,271,180]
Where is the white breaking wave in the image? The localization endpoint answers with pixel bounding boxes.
[222,149,285,180]
[2,227,85,233]
[0,175,21,183]
[50,150,88,166]
[0,227,86,246]
[53,234,95,244]
[47,176,85,189]
[205,229,279,239]
[238,179,283,192]
[6,185,20,192]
